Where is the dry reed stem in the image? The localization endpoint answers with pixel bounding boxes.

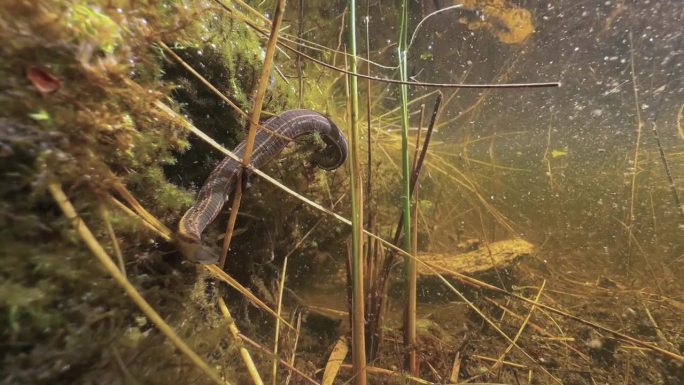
[364,11,373,226]
[296,0,304,108]
[471,354,527,369]
[154,100,684,364]
[283,313,302,385]
[427,156,516,233]
[641,301,677,352]
[420,263,562,383]
[492,280,546,371]
[107,196,169,239]
[47,181,230,385]
[112,181,172,238]
[205,264,295,331]
[218,0,287,269]
[220,170,243,266]
[484,297,590,362]
[626,31,644,257]
[218,297,265,385]
[231,0,271,24]
[322,337,348,385]
[449,351,461,384]
[678,103,684,139]
[98,204,126,275]
[343,21,368,379]
[281,194,346,261]
[434,261,684,364]
[339,364,434,384]
[272,256,288,385]
[238,333,320,385]
[159,42,245,118]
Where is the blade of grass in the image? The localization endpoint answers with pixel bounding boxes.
[408,103,425,374]
[397,0,416,374]
[347,1,367,383]
[364,8,373,228]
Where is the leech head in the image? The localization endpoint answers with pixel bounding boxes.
[177,237,219,264]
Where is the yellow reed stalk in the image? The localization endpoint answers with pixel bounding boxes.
[272,257,288,385]
[492,280,546,370]
[47,181,230,385]
[283,313,302,385]
[205,264,295,331]
[626,31,644,257]
[219,0,288,268]
[218,297,265,385]
[345,1,367,382]
[98,204,125,275]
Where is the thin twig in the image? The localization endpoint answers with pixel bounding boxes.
[297,0,304,108]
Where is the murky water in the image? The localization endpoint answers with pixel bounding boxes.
[289,1,683,383]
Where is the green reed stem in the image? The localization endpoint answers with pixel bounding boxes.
[347,1,367,384]
[398,0,417,376]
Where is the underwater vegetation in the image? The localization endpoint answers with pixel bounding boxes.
[1,0,682,384]
[0,1,303,383]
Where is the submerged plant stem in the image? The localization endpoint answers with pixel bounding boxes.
[347,0,367,383]
[218,297,265,385]
[219,0,288,268]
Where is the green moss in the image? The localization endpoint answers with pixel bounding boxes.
[0,0,302,383]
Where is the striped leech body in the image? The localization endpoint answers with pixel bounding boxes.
[177,109,348,263]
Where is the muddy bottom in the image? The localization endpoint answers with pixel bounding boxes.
[286,244,684,384]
